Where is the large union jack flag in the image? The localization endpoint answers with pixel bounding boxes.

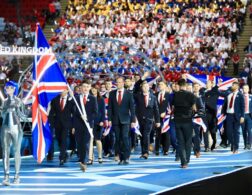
[32,24,67,163]
[185,74,234,132]
[185,73,236,91]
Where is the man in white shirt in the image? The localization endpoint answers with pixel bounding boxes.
[222,82,245,154]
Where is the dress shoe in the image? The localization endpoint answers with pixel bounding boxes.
[70,150,75,158]
[233,150,238,154]
[98,158,103,164]
[79,162,87,172]
[2,175,10,186]
[123,160,129,165]
[59,160,64,166]
[13,175,20,184]
[211,145,216,151]
[139,154,148,159]
[220,143,227,148]
[63,156,68,163]
[163,152,168,156]
[195,152,201,158]
[87,159,93,165]
[47,156,53,162]
[104,153,110,158]
[155,151,159,156]
[118,160,123,165]
[180,164,188,169]
[104,153,114,158]
[142,153,148,159]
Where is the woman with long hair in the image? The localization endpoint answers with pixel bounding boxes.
[88,85,105,164]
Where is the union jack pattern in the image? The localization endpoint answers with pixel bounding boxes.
[161,106,171,134]
[32,24,67,163]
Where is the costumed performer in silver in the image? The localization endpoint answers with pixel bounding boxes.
[1,81,26,186]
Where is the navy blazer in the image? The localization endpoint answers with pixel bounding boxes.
[73,94,98,129]
[108,90,136,125]
[222,91,245,121]
[196,95,205,111]
[200,86,229,114]
[48,95,73,130]
[135,92,160,123]
[243,94,252,116]
[94,97,106,125]
[155,91,170,115]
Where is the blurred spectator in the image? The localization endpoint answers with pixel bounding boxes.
[232,51,240,76]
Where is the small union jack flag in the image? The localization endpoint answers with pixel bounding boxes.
[131,118,142,136]
[161,106,171,134]
[193,117,207,132]
[102,96,111,136]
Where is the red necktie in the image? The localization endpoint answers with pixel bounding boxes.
[60,98,64,111]
[83,95,87,105]
[245,94,249,113]
[229,93,234,109]
[118,91,122,105]
[144,95,148,107]
[159,93,163,104]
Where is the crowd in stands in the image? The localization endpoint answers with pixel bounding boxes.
[0,22,35,47]
[0,0,62,47]
[22,0,62,30]
[243,36,252,68]
[0,0,62,81]
[49,0,248,83]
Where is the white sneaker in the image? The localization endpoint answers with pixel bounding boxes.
[2,175,10,186]
[13,175,20,184]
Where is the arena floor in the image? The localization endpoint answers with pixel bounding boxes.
[0,144,252,195]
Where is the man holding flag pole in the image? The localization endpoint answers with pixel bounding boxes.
[72,79,98,171]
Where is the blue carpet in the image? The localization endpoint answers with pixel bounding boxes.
[0,146,252,195]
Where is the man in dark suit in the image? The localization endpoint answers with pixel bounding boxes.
[48,89,73,166]
[155,81,170,156]
[72,80,98,171]
[200,80,227,151]
[135,81,160,159]
[125,77,136,152]
[222,81,245,154]
[192,82,205,158]
[108,77,136,165]
[241,84,252,150]
[69,85,81,157]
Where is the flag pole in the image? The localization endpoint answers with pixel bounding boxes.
[67,84,93,138]
[0,89,5,101]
